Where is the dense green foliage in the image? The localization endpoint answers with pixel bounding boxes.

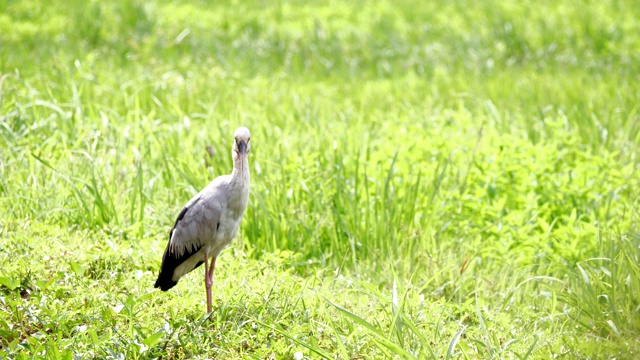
[1,0,639,358]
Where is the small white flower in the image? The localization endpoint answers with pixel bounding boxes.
[293,351,304,360]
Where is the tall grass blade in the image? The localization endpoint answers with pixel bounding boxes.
[326,298,416,358]
[446,326,466,360]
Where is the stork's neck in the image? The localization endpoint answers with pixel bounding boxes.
[230,153,250,188]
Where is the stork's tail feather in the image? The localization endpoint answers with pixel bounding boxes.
[154,244,204,292]
[155,245,181,291]
[154,273,178,292]
[155,260,205,291]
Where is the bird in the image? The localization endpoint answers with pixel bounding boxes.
[154,127,251,313]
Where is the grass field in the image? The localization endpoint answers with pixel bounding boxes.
[1,0,640,358]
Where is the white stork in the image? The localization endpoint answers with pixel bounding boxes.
[155,127,251,313]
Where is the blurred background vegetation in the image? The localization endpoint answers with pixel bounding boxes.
[2,0,638,261]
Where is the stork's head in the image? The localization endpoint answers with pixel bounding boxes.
[233,127,251,156]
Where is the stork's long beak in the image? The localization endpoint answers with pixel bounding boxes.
[238,140,248,155]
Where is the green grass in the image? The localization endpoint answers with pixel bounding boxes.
[1,0,639,358]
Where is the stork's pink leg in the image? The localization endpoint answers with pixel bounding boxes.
[207,257,217,307]
[204,251,213,313]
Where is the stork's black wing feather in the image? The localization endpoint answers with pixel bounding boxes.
[154,205,204,291]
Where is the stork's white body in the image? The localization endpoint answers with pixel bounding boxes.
[155,127,251,313]
[169,175,249,282]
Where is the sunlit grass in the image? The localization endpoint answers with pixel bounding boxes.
[1,0,639,358]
